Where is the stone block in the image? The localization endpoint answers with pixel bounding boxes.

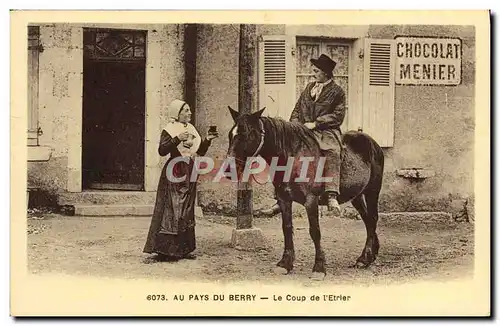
[380,211,453,223]
[27,146,52,162]
[396,168,435,179]
[230,228,267,251]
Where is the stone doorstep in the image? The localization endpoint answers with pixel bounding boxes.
[58,191,157,206]
[73,204,154,216]
[62,191,204,218]
[73,204,204,218]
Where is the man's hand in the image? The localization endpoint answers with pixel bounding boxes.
[304,122,316,130]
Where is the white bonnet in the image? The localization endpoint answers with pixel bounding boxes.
[167,99,188,121]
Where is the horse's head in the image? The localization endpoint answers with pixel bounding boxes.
[225,106,266,178]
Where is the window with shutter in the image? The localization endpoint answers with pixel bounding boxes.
[295,38,351,131]
[263,39,286,85]
[362,38,396,147]
[27,25,40,146]
[258,35,295,120]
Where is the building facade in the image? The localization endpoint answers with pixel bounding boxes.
[27,23,475,219]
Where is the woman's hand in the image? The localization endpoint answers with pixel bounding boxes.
[304,122,316,130]
[206,130,219,141]
[178,131,190,141]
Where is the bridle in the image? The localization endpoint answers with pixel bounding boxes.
[250,118,266,158]
[231,118,268,185]
[247,118,269,185]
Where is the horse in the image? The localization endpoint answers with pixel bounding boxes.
[225,106,385,280]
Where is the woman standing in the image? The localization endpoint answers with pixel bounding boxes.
[143,99,218,261]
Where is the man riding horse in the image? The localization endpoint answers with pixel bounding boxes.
[261,54,346,216]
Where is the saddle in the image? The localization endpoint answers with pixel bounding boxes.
[332,129,347,151]
[316,128,346,157]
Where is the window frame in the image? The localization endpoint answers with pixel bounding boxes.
[294,37,354,130]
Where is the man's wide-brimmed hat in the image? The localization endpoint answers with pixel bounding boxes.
[310,54,337,75]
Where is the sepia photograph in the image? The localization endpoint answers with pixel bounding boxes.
[11,10,490,317]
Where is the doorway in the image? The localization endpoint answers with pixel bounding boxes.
[295,37,352,132]
[82,28,147,191]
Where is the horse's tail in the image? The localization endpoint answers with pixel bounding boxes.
[342,131,383,164]
[343,131,385,190]
[367,134,384,172]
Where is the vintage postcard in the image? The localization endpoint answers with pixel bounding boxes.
[11,10,490,317]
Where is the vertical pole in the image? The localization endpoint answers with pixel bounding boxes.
[236,24,258,230]
[183,23,197,125]
[183,23,203,217]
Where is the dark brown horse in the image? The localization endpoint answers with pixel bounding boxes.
[226,106,385,279]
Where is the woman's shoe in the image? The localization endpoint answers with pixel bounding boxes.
[183,253,197,260]
[155,253,179,262]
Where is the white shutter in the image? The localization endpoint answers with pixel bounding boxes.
[362,38,396,147]
[258,35,295,120]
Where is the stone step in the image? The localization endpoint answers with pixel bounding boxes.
[73,204,205,218]
[74,204,154,216]
[58,191,156,206]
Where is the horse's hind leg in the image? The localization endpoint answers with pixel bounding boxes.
[275,197,295,274]
[351,193,379,268]
[305,195,326,280]
[365,188,380,257]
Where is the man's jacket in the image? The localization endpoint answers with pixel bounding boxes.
[289,80,346,151]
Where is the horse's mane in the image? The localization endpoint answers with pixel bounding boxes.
[257,116,384,165]
[259,116,320,158]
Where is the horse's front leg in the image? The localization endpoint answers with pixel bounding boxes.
[274,195,295,274]
[305,195,326,280]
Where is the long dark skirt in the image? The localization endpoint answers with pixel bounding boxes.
[153,228,196,257]
[143,158,197,259]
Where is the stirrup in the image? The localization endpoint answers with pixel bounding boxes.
[260,203,281,216]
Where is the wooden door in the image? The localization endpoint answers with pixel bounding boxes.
[82,28,147,191]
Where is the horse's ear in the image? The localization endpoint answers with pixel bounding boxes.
[253,107,266,118]
[228,106,240,122]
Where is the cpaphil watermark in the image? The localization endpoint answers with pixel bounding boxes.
[164,156,335,184]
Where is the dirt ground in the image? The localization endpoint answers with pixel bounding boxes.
[27,212,474,286]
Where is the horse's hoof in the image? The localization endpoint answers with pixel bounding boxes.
[273,266,289,275]
[355,261,369,269]
[309,272,326,281]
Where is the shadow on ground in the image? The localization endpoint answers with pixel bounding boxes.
[27,212,474,286]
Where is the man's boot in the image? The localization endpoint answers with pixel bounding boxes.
[327,192,341,216]
[322,146,341,217]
